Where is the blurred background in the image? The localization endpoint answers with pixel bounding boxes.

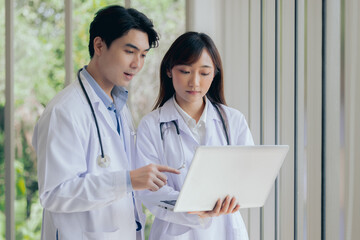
[1,0,360,240]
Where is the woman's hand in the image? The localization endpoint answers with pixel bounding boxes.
[188,195,240,218]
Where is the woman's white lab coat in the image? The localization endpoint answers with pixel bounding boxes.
[136,98,254,240]
[32,71,145,240]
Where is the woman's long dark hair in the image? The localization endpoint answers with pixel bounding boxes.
[153,32,226,109]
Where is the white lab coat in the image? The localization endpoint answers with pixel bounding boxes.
[136,98,254,240]
[32,71,145,240]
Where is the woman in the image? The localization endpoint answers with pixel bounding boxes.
[136,32,254,240]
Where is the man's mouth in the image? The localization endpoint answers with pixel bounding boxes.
[124,72,135,80]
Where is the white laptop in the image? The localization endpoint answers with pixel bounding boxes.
[137,145,289,212]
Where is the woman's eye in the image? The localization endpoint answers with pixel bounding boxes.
[179,70,190,74]
[201,73,210,76]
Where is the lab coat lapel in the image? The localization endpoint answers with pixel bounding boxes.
[159,99,199,145]
[204,103,228,146]
[79,72,119,136]
[120,106,134,167]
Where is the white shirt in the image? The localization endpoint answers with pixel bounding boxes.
[173,96,208,144]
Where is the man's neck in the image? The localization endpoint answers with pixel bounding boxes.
[86,61,114,101]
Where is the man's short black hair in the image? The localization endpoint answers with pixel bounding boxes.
[88,5,159,58]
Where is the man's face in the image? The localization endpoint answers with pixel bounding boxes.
[97,29,150,88]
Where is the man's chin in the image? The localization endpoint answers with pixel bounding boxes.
[115,79,131,88]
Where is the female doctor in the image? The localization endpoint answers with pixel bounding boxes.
[136,32,254,240]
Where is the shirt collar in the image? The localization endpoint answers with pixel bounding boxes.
[172,95,208,128]
[82,66,128,115]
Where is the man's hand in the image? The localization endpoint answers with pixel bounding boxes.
[130,164,180,191]
[188,196,240,218]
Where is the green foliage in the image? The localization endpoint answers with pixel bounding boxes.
[144,205,156,238]
[0,1,185,239]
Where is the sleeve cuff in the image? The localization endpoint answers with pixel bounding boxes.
[126,170,134,193]
[113,170,128,197]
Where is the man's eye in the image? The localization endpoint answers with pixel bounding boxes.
[125,50,134,54]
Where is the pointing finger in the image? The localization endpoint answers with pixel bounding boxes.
[156,165,181,174]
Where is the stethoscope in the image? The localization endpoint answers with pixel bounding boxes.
[159,101,229,170]
[78,68,142,231]
[77,69,111,168]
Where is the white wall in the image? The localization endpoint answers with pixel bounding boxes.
[186,0,360,239]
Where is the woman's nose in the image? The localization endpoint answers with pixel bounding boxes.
[188,73,200,87]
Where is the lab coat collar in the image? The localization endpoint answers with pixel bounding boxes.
[158,98,181,123]
[78,69,117,134]
[205,98,223,124]
[158,98,195,142]
[78,69,102,105]
[172,96,208,129]
[159,96,223,123]
[159,96,223,145]
[80,67,129,115]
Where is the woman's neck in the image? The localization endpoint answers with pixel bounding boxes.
[175,96,205,123]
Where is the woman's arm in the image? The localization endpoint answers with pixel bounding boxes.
[135,117,211,228]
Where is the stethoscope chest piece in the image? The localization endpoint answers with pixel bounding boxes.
[97,154,111,168]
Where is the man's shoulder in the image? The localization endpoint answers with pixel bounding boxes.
[41,82,86,119]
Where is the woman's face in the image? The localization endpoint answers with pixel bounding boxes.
[170,49,215,109]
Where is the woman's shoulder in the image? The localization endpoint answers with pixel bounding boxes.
[138,108,161,128]
[216,104,246,121]
[138,98,174,128]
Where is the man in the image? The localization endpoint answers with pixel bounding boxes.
[32,5,179,240]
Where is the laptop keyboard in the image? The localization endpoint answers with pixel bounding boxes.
[160,200,177,206]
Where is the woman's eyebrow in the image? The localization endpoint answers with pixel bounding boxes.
[200,65,213,68]
[176,64,213,68]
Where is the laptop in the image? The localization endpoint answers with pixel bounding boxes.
[137,145,289,212]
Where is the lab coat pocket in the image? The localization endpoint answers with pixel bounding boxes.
[159,225,193,240]
[231,227,249,240]
[159,231,193,240]
[82,228,125,240]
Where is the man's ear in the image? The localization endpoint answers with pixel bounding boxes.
[93,37,104,56]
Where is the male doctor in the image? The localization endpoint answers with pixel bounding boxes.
[32,5,180,240]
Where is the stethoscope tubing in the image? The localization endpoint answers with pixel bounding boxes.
[77,69,105,158]
[159,101,229,146]
[213,103,230,145]
[159,101,229,170]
